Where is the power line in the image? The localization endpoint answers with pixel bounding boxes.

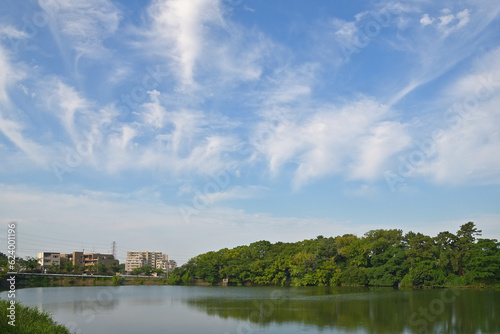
[20,232,110,246]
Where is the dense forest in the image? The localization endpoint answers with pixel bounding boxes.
[168,222,500,287]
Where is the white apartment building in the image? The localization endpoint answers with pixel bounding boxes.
[37,252,61,270]
[125,251,170,272]
[125,251,146,272]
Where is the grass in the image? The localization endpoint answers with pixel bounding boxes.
[0,298,73,334]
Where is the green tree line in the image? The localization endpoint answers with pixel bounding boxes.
[168,222,500,287]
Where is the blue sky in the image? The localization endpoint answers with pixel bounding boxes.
[1,0,500,264]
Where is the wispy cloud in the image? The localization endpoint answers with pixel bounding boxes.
[254,98,410,189]
[94,91,240,177]
[139,0,225,88]
[418,47,500,185]
[36,77,93,144]
[0,24,29,40]
[381,2,499,105]
[0,44,49,166]
[203,185,267,204]
[420,8,470,35]
[0,44,24,103]
[0,114,49,167]
[134,0,274,93]
[42,0,121,62]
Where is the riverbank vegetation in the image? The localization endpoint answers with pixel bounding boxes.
[0,275,171,290]
[0,299,73,333]
[169,222,500,288]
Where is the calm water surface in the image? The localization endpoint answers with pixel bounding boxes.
[1,286,499,333]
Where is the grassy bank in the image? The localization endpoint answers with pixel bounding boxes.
[17,275,115,288]
[3,275,172,289]
[0,299,73,334]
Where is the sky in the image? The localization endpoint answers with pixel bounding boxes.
[1,0,500,265]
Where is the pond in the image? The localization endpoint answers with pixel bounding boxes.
[1,286,499,333]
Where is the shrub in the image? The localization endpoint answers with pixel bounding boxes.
[112,275,123,286]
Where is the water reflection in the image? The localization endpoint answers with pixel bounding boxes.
[184,287,500,334]
[28,286,119,312]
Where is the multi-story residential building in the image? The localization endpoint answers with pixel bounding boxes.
[154,254,169,271]
[82,253,118,268]
[124,251,146,272]
[60,251,84,267]
[39,251,118,272]
[37,252,61,270]
[125,251,172,273]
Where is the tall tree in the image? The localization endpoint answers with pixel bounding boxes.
[453,222,482,275]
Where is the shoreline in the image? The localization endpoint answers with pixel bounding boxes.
[2,274,499,291]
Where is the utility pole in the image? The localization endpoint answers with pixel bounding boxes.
[112,241,116,258]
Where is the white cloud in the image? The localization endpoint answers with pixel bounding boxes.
[136,0,274,93]
[316,4,416,65]
[333,19,358,41]
[41,0,121,61]
[203,185,266,204]
[36,77,93,144]
[260,64,317,107]
[329,18,362,62]
[0,45,24,103]
[0,45,49,166]
[438,14,455,28]
[455,9,470,29]
[137,90,165,129]
[418,47,500,185]
[422,96,500,185]
[204,28,272,84]
[0,113,49,167]
[94,91,241,177]
[142,0,224,88]
[107,63,132,84]
[2,71,240,179]
[349,121,411,180]
[384,4,496,104]
[420,8,470,34]
[0,24,29,39]
[254,98,410,189]
[420,14,434,26]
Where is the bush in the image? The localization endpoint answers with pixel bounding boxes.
[444,274,468,287]
[111,275,123,286]
[181,272,193,285]
[341,266,367,286]
[399,274,412,288]
[168,274,181,285]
